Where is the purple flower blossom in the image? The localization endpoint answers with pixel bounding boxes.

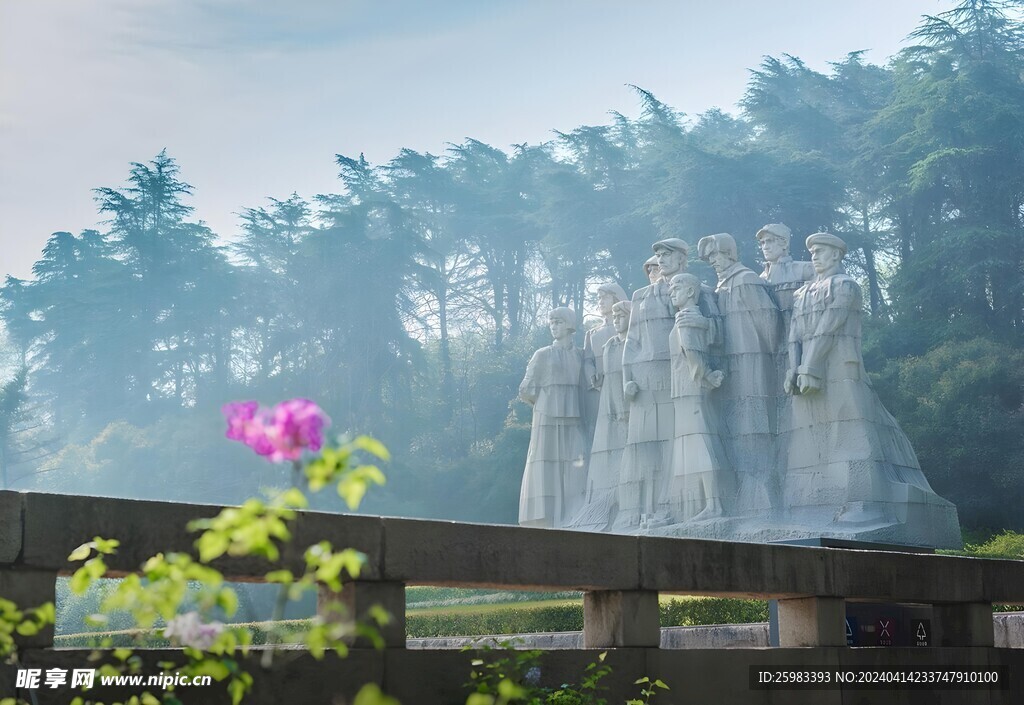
[223,401,257,441]
[163,611,224,650]
[222,398,330,463]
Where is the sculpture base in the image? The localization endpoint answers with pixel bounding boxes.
[640,495,962,550]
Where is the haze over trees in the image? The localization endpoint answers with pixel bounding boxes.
[3,0,1022,529]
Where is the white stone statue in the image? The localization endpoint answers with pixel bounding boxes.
[570,300,632,531]
[667,274,734,521]
[756,223,815,437]
[643,255,661,285]
[581,283,629,449]
[518,307,587,528]
[618,239,719,529]
[514,229,960,548]
[756,223,815,317]
[698,233,782,516]
[783,232,959,542]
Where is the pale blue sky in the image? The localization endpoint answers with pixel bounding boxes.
[0,0,945,279]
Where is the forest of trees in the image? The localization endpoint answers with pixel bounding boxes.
[2,0,1022,530]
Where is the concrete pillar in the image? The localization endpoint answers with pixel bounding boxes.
[776,596,846,647]
[933,602,994,647]
[583,590,660,648]
[0,569,56,649]
[318,581,406,648]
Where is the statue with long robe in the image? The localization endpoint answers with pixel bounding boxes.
[784,232,959,544]
[617,239,719,529]
[667,274,734,521]
[518,308,587,528]
[581,283,629,450]
[570,300,631,531]
[698,233,782,516]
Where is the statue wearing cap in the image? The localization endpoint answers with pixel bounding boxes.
[581,283,629,449]
[518,307,588,529]
[643,256,661,285]
[782,233,960,542]
[617,238,719,529]
[697,233,783,516]
[756,223,815,314]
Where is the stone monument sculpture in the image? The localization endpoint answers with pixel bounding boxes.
[515,228,961,549]
[756,223,815,440]
[643,255,661,285]
[518,307,587,528]
[667,274,733,521]
[582,283,629,449]
[697,233,782,515]
[782,232,960,545]
[756,223,815,317]
[570,300,632,531]
[617,239,719,529]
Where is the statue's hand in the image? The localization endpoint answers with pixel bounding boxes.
[519,391,537,405]
[590,374,602,390]
[783,369,798,395]
[797,374,821,394]
[706,370,725,388]
[675,310,708,329]
[624,381,640,400]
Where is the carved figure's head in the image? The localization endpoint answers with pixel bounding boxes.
[805,232,847,276]
[596,282,628,316]
[697,233,738,275]
[756,223,792,263]
[643,255,661,284]
[668,273,701,310]
[652,238,689,278]
[548,307,576,341]
[611,300,632,335]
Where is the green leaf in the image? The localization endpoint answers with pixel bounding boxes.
[352,435,391,461]
[265,570,294,584]
[465,695,495,705]
[353,683,400,705]
[15,621,39,636]
[94,537,120,554]
[279,487,308,509]
[34,602,55,623]
[196,531,230,563]
[68,541,95,562]
[654,679,669,689]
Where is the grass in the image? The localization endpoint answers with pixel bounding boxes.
[55,590,770,644]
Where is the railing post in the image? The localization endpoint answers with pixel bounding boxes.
[775,596,846,647]
[318,581,406,648]
[583,590,660,648]
[933,602,994,647]
[0,569,56,649]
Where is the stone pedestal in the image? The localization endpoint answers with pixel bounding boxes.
[583,590,660,648]
[318,581,406,648]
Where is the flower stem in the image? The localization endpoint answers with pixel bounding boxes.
[260,583,290,669]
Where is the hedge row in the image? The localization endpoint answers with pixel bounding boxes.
[406,598,768,638]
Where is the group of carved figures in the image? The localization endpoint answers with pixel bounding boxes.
[518,224,955,537]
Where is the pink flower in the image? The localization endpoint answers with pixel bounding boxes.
[263,398,330,462]
[223,401,259,442]
[222,398,330,463]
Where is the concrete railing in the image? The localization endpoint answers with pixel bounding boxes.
[5,491,1024,703]
[4,490,1024,652]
